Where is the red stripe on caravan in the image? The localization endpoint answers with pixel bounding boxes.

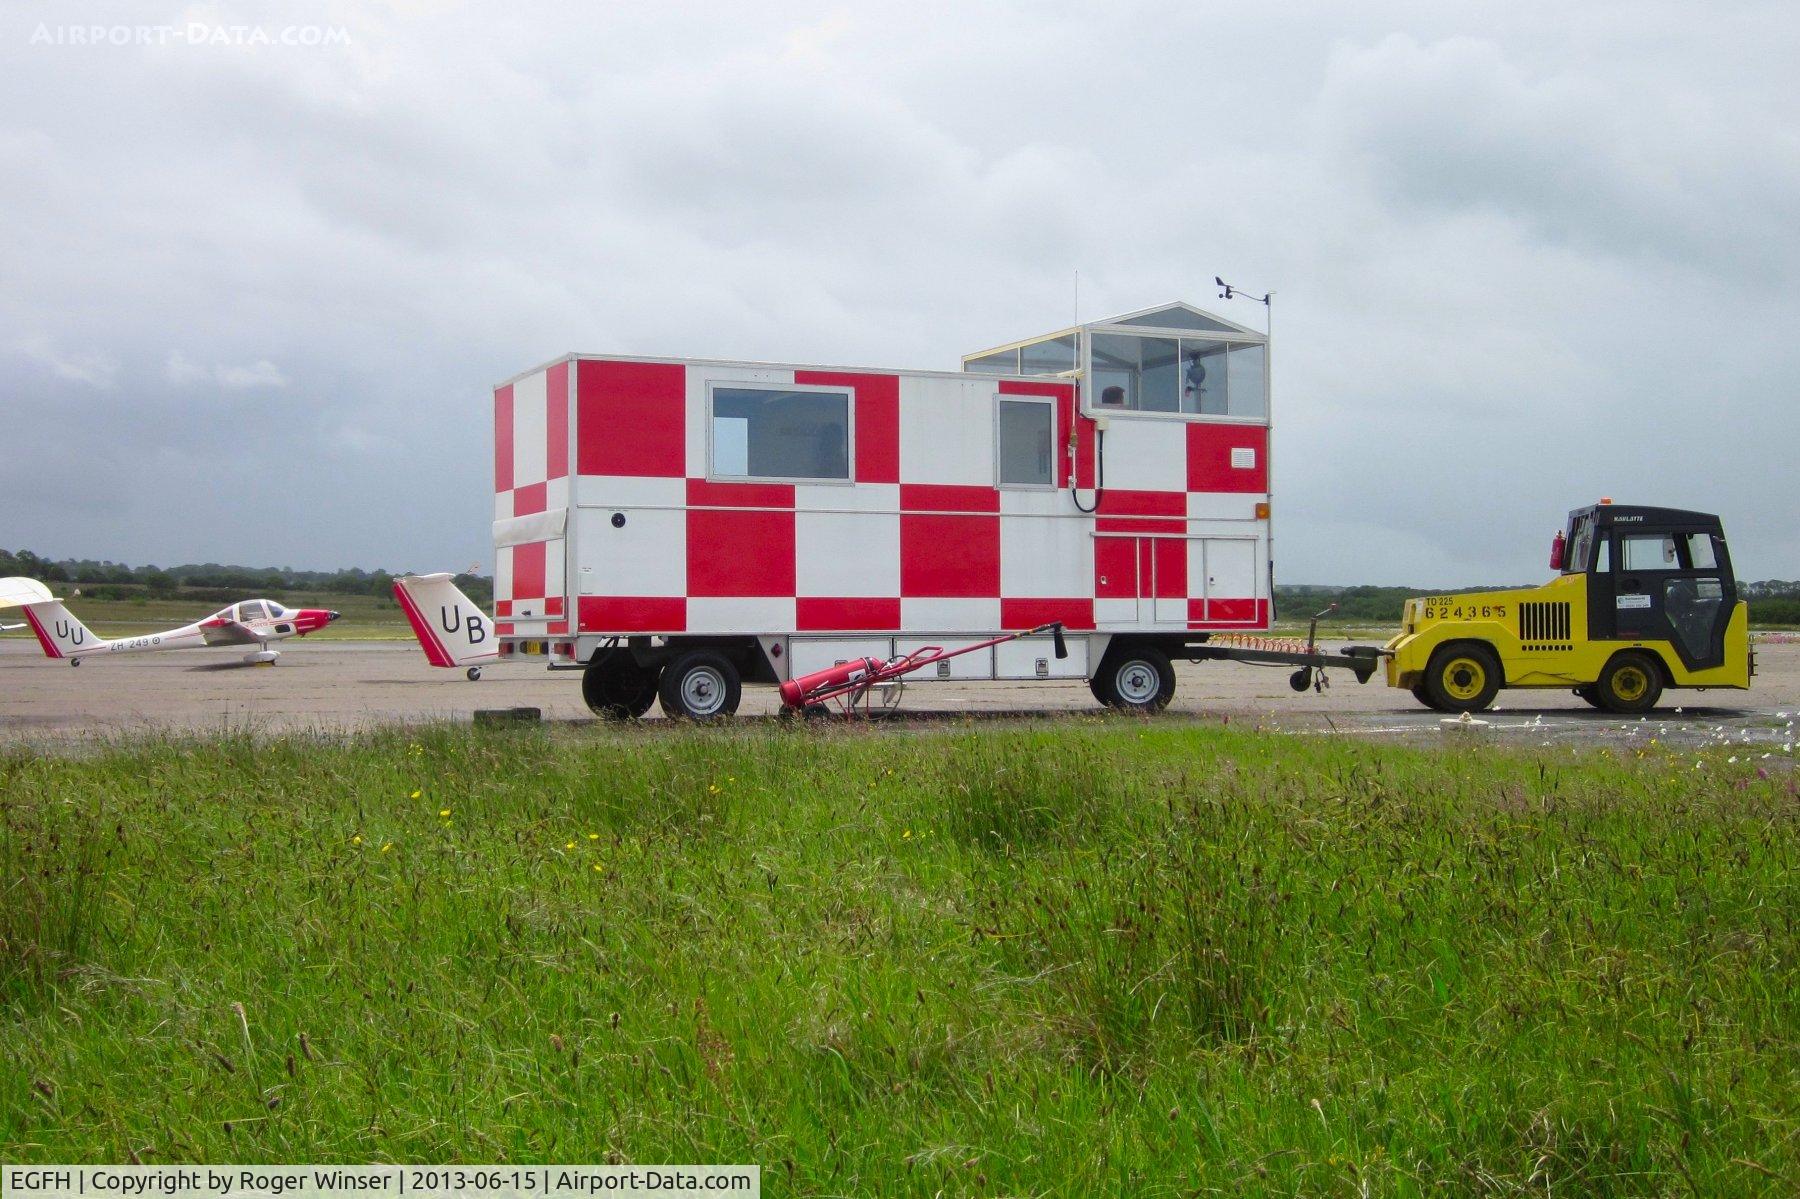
[796,597,902,631]
[494,384,514,494]
[899,483,1000,513]
[577,360,686,478]
[513,482,547,516]
[545,361,569,481]
[544,596,563,616]
[1000,598,1094,631]
[21,606,61,659]
[392,582,455,668]
[795,370,899,484]
[685,479,795,508]
[578,596,687,633]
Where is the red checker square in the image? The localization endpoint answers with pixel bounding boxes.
[512,482,547,516]
[577,360,686,478]
[688,508,795,597]
[1187,424,1269,493]
[900,483,1000,513]
[579,596,687,632]
[493,384,514,493]
[902,512,998,597]
[1153,538,1187,598]
[1000,597,1094,631]
[511,541,546,599]
[1094,538,1138,598]
[797,597,902,630]
[545,361,569,480]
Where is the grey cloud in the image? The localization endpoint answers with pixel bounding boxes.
[0,1,1794,587]
[1316,32,1800,284]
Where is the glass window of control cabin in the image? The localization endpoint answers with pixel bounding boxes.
[1090,333,1179,411]
[1179,340,1231,414]
[964,348,1018,375]
[711,387,851,481]
[996,398,1055,486]
[238,601,268,621]
[1019,335,1078,376]
[1224,343,1267,419]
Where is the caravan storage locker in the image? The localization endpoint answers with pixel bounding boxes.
[491,302,1276,718]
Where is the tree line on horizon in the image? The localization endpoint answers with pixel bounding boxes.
[0,547,493,607]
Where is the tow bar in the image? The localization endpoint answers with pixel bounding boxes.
[1192,605,1384,691]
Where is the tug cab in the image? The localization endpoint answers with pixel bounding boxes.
[1386,503,1752,713]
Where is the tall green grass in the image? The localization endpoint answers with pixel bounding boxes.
[2,724,1795,1195]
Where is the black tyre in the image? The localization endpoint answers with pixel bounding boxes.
[1093,645,1176,713]
[581,654,659,719]
[1423,643,1502,713]
[1574,684,1605,709]
[658,650,742,720]
[1594,652,1663,714]
[1411,682,1446,712]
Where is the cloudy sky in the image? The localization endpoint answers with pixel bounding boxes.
[3,0,1795,584]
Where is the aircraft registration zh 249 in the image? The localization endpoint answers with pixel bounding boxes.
[1,577,341,666]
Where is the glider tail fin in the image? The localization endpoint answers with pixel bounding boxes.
[22,600,103,659]
[393,574,499,668]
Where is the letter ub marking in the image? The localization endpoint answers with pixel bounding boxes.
[439,606,461,634]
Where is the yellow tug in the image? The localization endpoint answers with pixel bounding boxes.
[1386,502,1753,713]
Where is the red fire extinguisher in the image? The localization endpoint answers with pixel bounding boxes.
[1549,528,1566,570]
[778,657,885,708]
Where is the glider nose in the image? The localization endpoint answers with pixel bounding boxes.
[328,610,342,623]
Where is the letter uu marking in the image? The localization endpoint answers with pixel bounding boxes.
[56,620,84,645]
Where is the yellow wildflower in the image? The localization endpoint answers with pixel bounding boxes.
[439,808,451,818]
[351,834,363,845]
[380,843,393,853]
[410,789,421,799]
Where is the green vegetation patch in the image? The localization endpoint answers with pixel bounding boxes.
[2,725,1796,1194]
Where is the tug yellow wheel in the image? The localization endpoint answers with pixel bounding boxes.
[1596,652,1663,714]
[1423,643,1502,713]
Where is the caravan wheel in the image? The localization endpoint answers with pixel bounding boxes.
[658,651,741,721]
[1093,645,1176,713]
[582,654,659,719]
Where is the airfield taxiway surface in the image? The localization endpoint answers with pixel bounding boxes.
[3,637,1795,754]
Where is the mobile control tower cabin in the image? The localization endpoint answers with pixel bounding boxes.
[486,302,1363,718]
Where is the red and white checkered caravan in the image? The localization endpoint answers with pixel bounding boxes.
[488,301,1289,718]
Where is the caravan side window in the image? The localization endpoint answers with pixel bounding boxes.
[996,397,1055,487]
[710,386,852,482]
